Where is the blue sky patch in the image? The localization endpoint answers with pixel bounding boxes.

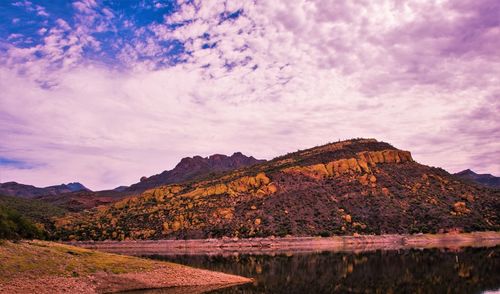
[0,157,35,169]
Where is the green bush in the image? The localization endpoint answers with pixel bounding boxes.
[0,204,44,240]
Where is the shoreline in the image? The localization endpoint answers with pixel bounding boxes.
[0,240,252,293]
[68,231,500,256]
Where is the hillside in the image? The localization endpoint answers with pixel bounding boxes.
[0,240,251,293]
[53,139,500,241]
[454,169,500,189]
[126,152,265,193]
[3,152,264,213]
[0,181,89,199]
[0,194,66,225]
[0,202,44,240]
[34,190,126,212]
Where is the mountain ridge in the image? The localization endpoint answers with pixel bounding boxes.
[0,182,89,199]
[53,138,500,241]
[454,169,500,189]
[1,152,264,212]
[125,152,265,193]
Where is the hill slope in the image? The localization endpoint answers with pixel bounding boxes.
[53,139,500,241]
[20,152,264,212]
[126,152,265,193]
[0,182,89,199]
[454,169,500,189]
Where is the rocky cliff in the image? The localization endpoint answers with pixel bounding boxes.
[53,139,500,241]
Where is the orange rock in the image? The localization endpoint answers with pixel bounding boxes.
[347,158,361,173]
[382,150,396,163]
[214,183,228,194]
[267,183,278,194]
[282,164,328,179]
[337,159,350,174]
[171,221,181,231]
[358,174,369,185]
[326,161,335,176]
[369,175,377,183]
[369,151,383,164]
[398,151,413,162]
[381,187,390,196]
[453,202,470,214]
[248,177,257,187]
[330,161,340,175]
[343,214,352,223]
[356,157,371,173]
[256,172,271,185]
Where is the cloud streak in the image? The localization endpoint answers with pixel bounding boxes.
[0,0,499,189]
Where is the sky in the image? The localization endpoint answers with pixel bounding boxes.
[0,0,499,190]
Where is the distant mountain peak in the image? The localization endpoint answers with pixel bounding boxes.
[128,152,265,192]
[456,169,476,175]
[0,181,90,198]
[455,169,499,189]
[62,182,89,192]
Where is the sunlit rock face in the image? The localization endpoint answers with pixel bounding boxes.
[53,138,500,241]
[126,152,265,193]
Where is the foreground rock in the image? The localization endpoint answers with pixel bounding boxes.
[0,240,251,293]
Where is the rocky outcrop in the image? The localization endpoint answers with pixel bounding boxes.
[127,152,265,193]
[142,172,277,201]
[283,149,413,179]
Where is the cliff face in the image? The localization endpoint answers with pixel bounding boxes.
[53,139,500,241]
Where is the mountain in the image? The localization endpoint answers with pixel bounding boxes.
[454,169,500,189]
[0,153,263,212]
[53,138,499,241]
[0,182,89,199]
[126,152,265,193]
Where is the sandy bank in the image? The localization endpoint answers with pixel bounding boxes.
[69,231,500,256]
[0,240,251,293]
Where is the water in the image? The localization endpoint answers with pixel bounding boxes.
[138,246,500,294]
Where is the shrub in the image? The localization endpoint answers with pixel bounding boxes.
[0,204,44,240]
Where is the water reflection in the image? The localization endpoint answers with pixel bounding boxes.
[142,246,500,294]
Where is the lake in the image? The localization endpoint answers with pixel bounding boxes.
[130,246,500,294]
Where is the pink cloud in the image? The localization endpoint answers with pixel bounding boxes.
[0,0,499,189]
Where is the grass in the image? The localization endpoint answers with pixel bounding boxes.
[0,240,180,283]
[0,194,67,224]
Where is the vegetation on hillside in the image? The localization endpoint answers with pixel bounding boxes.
[0,240,156,282]
[0,204,44,239]
[0,194,67,224]
[0,240,251,293]
[0,194,68,239]
[52,139,500,241]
